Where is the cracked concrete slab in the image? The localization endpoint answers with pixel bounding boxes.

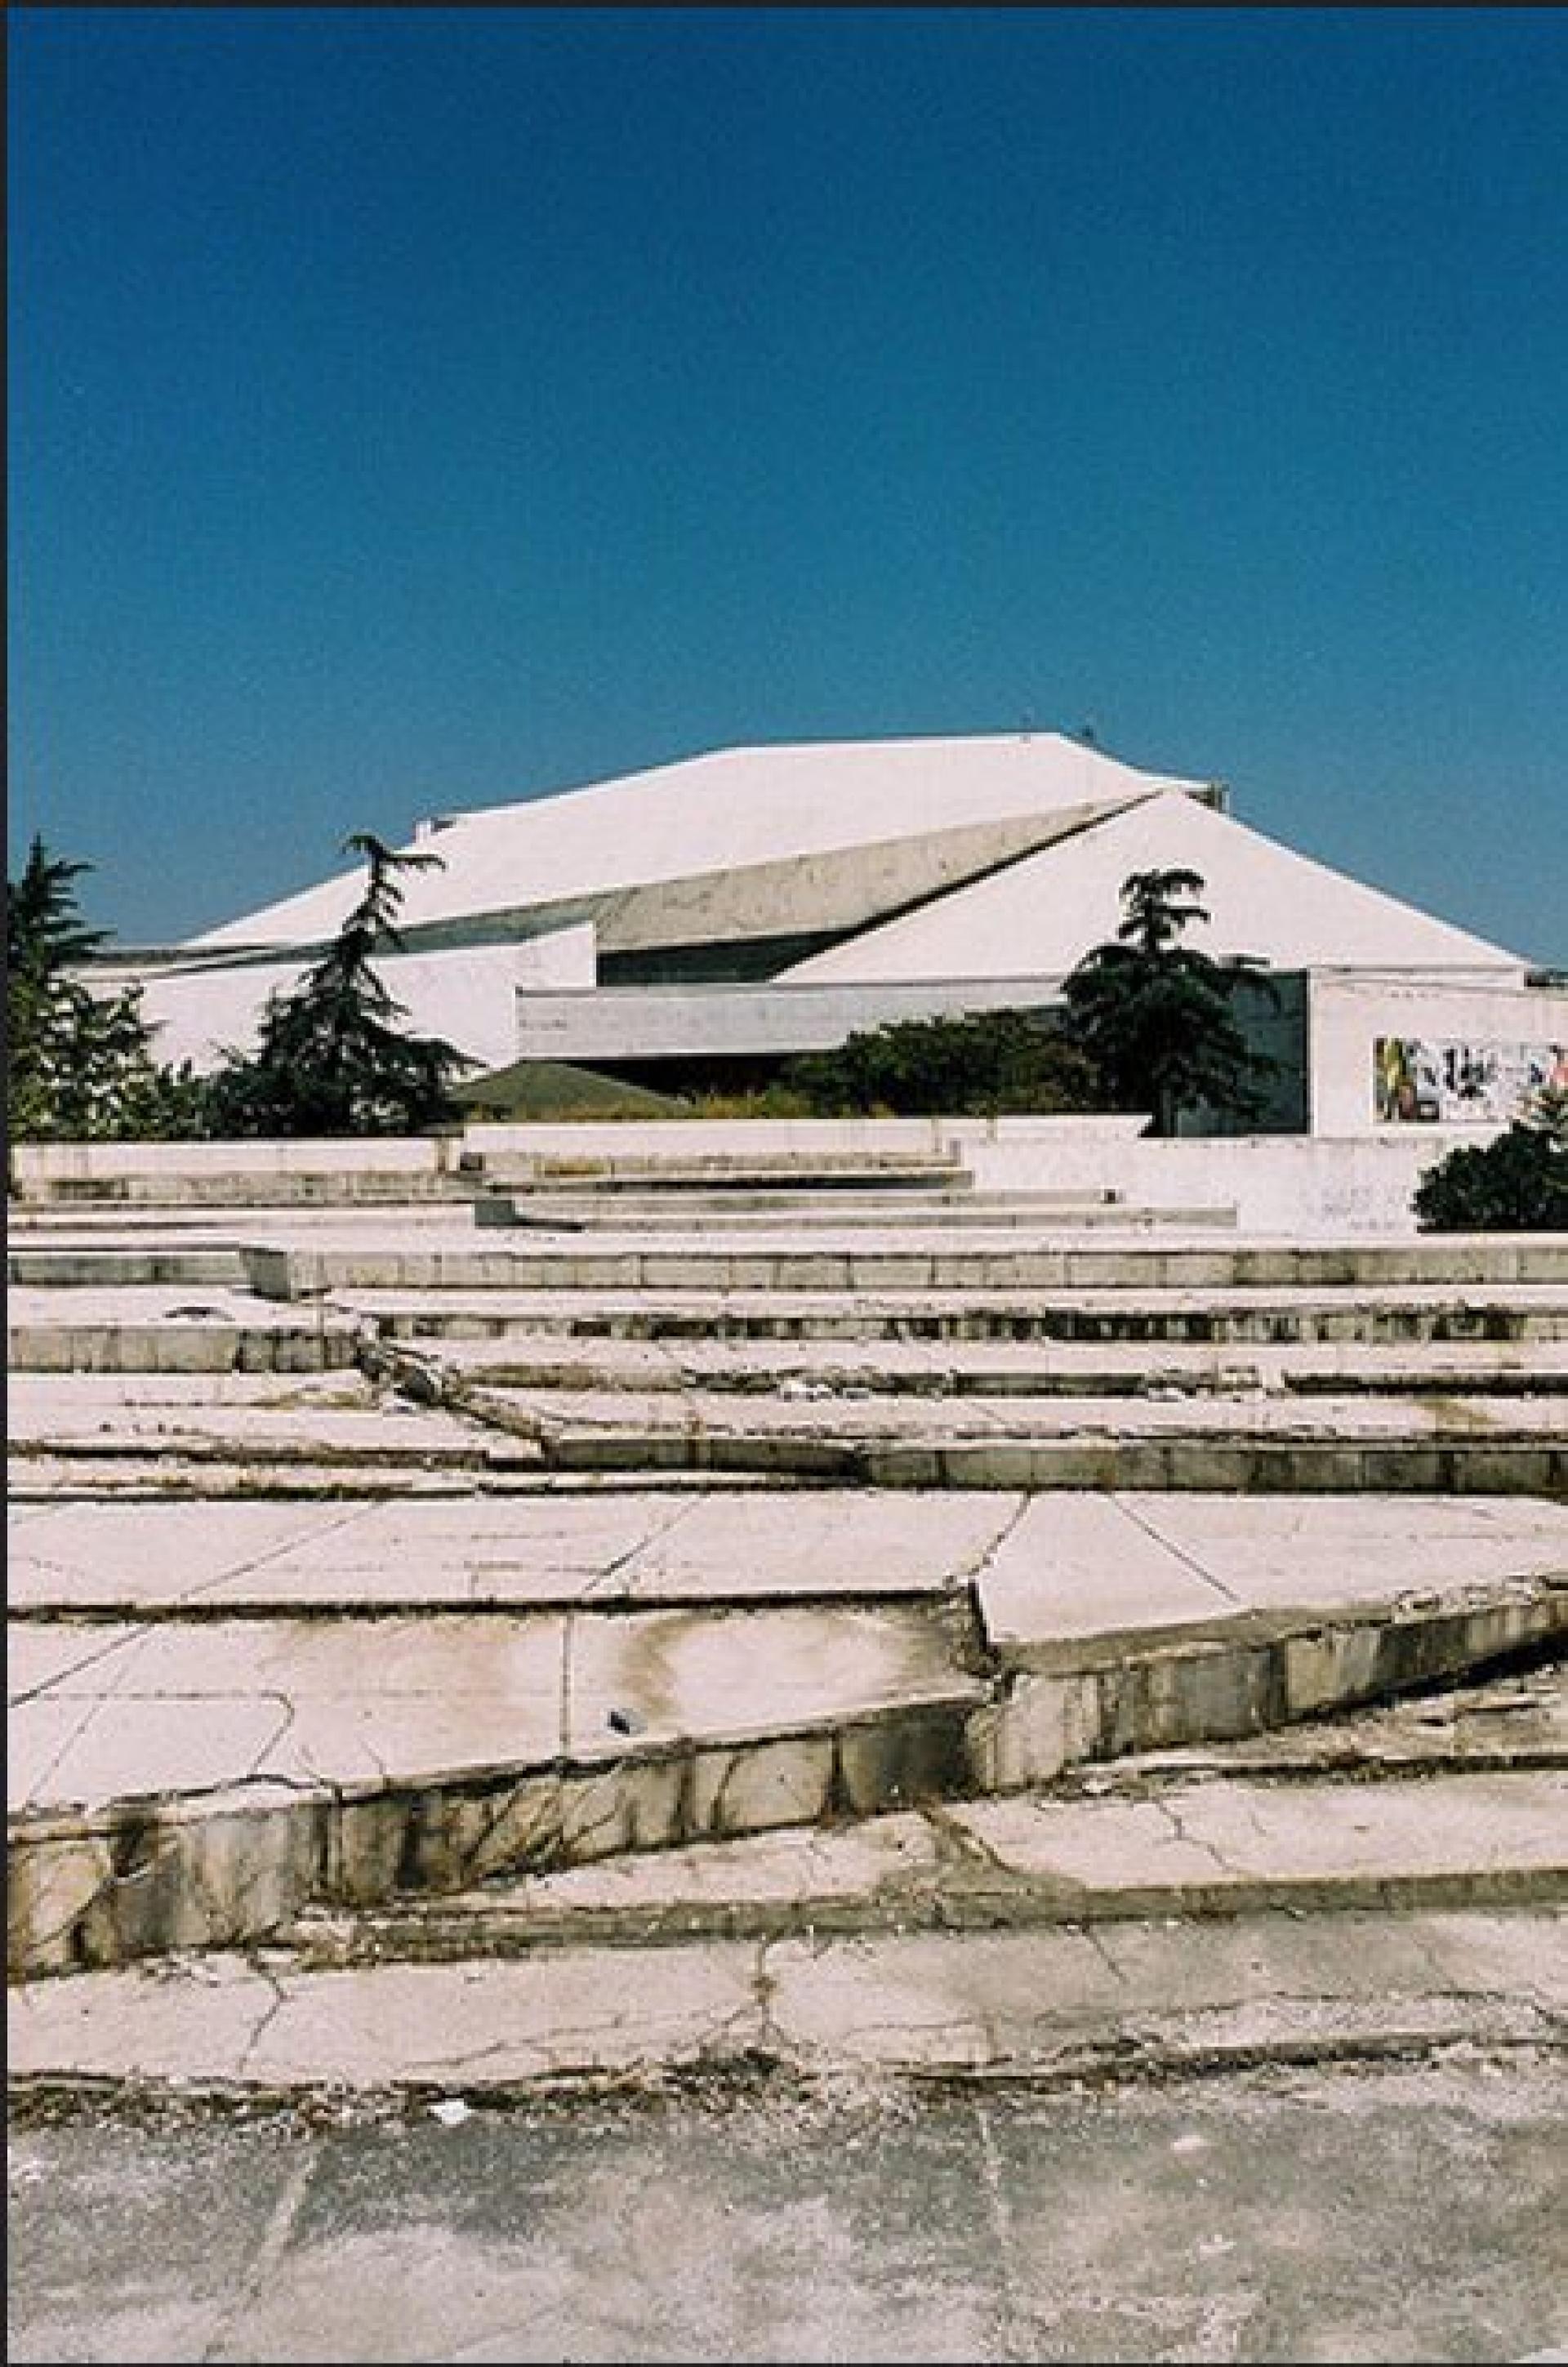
[12,1909,1562,2103]
[1118,1492,1568,1610]
[5,1492,1018,1616]
[275,1669,1568,1959]
[9,1600,981,1817]
[607,1491,1023,1603]
[942,1771,1568,1906]
[247,1946,769,2088]
[973,1492,1568,1667]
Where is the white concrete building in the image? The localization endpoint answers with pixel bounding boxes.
[101,732,1566,1134]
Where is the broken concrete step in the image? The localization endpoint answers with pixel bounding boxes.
[13,1905,1562,2099]
[10,1505,1561,1972]
[463,1384,1567,1495]
[8,1285,367,1374]
[376,1331,1568,1398]
[8,1598,986,1975]
[1063,1666,1568,1781]
[18,1903,1568,2102]
[283,1758,1568,1964]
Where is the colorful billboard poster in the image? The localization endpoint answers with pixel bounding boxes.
[1374,1036,1568,1126]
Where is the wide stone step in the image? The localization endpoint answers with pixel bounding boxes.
[7,1246,252,1289]
[350,1283,1568,1347]
[468,1150,969,1189]
[446,1380,1567,1495]
[11,1492,1561,1973]
[7,1286,366,1374]
[474,1189,1238,1233]
[14,1171,478,1208]
[246,1236,1568,1299]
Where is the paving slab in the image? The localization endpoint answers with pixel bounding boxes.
[5,1491,1018,1615]
[9,1600,977,1815]
[941,1769,1568,1912]
[10,1909,1563,2097]
[974,1492,1568,1665]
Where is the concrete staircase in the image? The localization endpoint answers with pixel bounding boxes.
[7,1137,1566,2104]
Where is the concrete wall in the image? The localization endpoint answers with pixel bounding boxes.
[510,977,1072,1063]
[109,929,597,1073]
[9,1138,457,1204]
[458,1113,1147,1164]
[960,1126,1519,1235]
[1309,974,1568,1135]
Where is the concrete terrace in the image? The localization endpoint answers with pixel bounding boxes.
[7,1124,1566,2102]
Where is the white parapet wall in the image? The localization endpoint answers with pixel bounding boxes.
[8,1136,456,1204]
[1308,972,1568,1135]
[957,1125,1522,1235]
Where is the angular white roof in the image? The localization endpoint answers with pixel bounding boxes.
[782,792,1525,983]
[190,733,1207,951]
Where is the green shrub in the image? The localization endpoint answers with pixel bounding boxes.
[1413,1092,1568,1232]
[782,1008,1103,1118]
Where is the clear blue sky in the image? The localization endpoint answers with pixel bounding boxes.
[10,7,1566,961]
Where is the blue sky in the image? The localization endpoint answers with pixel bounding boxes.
[9,7,1566,960]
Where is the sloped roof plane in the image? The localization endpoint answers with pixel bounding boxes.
[781,792,1525,983]
[189,733,1209,952]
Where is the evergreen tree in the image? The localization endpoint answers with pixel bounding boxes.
[203,834,474,1136]
[7,836,206,1146]
[1059,867,1276,1135]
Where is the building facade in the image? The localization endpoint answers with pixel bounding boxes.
[98,733,1566,1135]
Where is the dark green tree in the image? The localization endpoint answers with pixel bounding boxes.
[7,836,207,1147]
[1413,1085,1568,1233]
[1058,867,1276,1135]
[783,1006,1103,1118]
[202,834,474,1136]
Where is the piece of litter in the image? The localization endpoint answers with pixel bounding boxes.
[1170,2133,1208,2156]
[430,2099,470,2128]
[607,1707,645,1736]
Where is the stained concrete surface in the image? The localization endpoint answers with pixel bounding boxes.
[9,2055,1566,2364]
